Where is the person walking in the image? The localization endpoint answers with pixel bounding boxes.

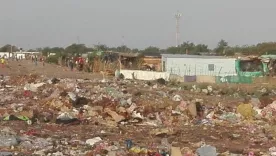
[42,57,45,66]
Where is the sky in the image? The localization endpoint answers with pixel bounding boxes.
[0,0,276,50]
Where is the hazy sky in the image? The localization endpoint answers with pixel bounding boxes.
[0,0,275,50]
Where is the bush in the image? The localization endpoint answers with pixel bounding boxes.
[169,78,179,86]
[46,55,59,64]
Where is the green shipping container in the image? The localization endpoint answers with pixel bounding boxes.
[235,60,266,77]
[216,76,252,84]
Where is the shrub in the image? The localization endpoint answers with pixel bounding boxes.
[46,55,59,64]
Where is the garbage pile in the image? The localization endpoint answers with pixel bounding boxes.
[0,74,276,155]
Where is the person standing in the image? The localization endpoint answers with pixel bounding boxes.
[35,56,38,66]
[1,57,5,68]
[42,57,45,66]
[69,59,74,71]
[67,57,70,68]
[79,57,84,71]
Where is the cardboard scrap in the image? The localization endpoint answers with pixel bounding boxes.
[104,108,125,123]
[171,147,182,156]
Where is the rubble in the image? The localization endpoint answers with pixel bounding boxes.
[0,135,19,147]
[172,94,182,101]
[196,145,217,156]
[104,108,125,123]
[0,152,13,156]
[24,82,45,92]
[85,137,102,146]
[0,73,276,155]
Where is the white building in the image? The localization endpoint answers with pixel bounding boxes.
[15,51,41,59]
[0,52,11,58]
[0,51,41,59]
[161,54,237,76]
[14,53,25,59]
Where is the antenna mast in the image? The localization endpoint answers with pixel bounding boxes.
[175,11,182,47]
[122,36,125,52]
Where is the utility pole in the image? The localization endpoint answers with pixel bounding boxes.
[77,36,80,44]
[175,11,182,47]
[11,45,12,59]
[122,36,125,52]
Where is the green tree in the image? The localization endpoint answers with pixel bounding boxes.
[65,44,87,55]
[95,44,108,51]
[41,47,51,56]
[142,46,160,53]
[0,44,18,52]
[132,48,140,53]
[108,47,117,52]
[86,47,95,52]
[116,45,130,52]
[256,42,276,55]
[194,44,209,53]
[159,49,166,53]
[166,46,182,54]
[215,39,228,54]
[40,47,65,56]
[180,41,195,53]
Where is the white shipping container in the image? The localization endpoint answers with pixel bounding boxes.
[162,54,237,76]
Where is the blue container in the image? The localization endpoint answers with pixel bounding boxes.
[125,139,133,149]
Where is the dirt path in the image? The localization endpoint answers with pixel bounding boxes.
[0,60,104,79]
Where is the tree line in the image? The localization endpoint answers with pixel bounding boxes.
[1,40,276,57]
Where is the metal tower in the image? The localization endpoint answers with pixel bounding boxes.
[122,36,125,52]
[175,11,182,47]
[122,36,125,46]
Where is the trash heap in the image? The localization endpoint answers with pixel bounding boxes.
[0,74,276,155]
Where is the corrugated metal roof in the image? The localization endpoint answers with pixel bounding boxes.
[142,52,161,57]
[104,51,139,57]
[118,53,138,58]
[161,54,230,59]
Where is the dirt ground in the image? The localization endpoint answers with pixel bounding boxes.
[0,60,275,155]
[1,59,276,90]
[0,60,103,79]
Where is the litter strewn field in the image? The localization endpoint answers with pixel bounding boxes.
[0,60,276,156]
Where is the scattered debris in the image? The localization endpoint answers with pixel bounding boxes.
[85,137,102,146]
[156,78,166,85]
[196,145,217,156]
[0,72,275,155]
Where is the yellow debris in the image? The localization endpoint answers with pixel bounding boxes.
[237,103,256,119]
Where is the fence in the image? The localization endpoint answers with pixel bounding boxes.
[120,70,253,84]
[120,70,170,81]
[165,58,237,77]
[167,65,254,84]
[167,66,237,77]
[170,74,253,84]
